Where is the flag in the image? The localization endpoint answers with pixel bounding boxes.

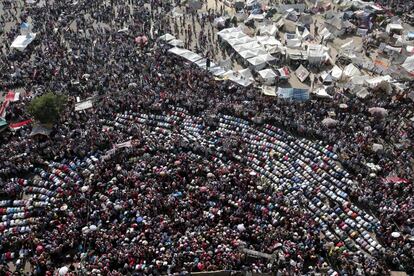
[9,119,33,130]
[5,91,20,102]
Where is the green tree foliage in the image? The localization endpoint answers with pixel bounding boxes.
[27,92,67,125]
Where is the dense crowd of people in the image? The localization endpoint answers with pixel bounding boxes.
[0,0,413,274]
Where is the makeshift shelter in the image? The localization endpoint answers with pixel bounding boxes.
[258,69,277,85]
[342,63,361,79]
[386,23,403,35]
[331,65,343,80]
[11,33,36,51]
[295,65,310,82]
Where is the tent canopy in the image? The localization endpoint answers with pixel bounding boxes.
[159,33,175,42]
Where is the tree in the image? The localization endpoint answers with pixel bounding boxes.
[27,92,67,125]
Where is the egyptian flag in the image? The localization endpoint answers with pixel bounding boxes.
[9,119,32,131]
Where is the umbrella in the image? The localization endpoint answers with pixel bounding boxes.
[237,224,246,232]
[36,245,44,254]
[136,217,144,223]
[200,186,208,192]
[322,118,338,128]
[81,185,89,192]
[89,225,97,231]
[59,266,69,275]
[391,232,401,238]
[135,35,148,46]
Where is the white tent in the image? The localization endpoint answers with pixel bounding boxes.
[330,65,343,80]
[168,39,185,48]
[239,48,267,59]
[168,47,191,56]
[257,53,276,63]
[256,36,282,47]
[181,51,203,62]
[168,47,203,63]
[233,41,262,52]
[11,33,36,51]
[258,69,277,85]
[217,27,242,38]
[159,33,175,42]
[247,56,268,70]
[402,55,414,74]
[228,36,256,46]
[219,31,246,41]
[238,68,254,82]
[239,50,259,59]
[342,63,361,79]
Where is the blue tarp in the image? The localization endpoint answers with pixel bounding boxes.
[277,88,309,101]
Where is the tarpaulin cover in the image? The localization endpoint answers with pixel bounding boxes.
[277,87,309,101]
[11,33,36,51]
